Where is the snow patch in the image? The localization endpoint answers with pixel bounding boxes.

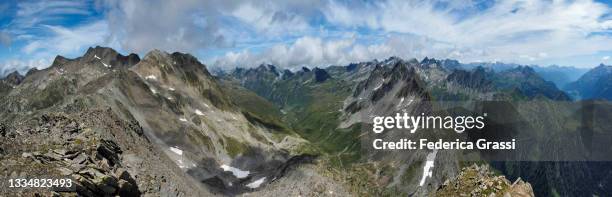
[170,146,183,155]
[150,88,157,94]
[419,149,438,186]
[168,87,175,91]
[373,83,383,90]
[94,55,101,60]
[397,97,405,108]
[246,177,266,189]
[168,146,196,169]
[194,109,204,116]
[101,62,111,68]
[220,165,250,178]
[176,158,196,169]
[145,75,157,80]
[203,103,210,108]
[179,118,188,122]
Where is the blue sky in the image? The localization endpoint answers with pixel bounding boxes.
[0,0,611,75]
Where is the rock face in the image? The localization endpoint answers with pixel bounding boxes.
[434,164,534,197]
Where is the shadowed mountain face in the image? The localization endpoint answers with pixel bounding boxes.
[565,64,612,100]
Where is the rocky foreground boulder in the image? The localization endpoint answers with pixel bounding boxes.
[434,164,534,197]
[0,109,210,196]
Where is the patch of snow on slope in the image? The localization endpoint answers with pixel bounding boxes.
[101,62,111,68]
[179,118,187,122]
[397,97,405,108]
[419,149,438,186]
[94,55,101,60]
[220,165,250,178]
[194,109,204,116]
[145,75,157,80]
[373,83,383,90]
[170,146,183,155]
[246,177,266,189]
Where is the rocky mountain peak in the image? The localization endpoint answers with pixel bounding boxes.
[447,66,493,90]
[281,69,294,80]
[143,49,170,61]
[421,56,437,64]
[50,55,72,67]
[313,67,331,82]
[565,63,612,100]
[81,46,140,68]
[140,50,211,76]
[255,63,279,76]
[593,63,612,73]
[2,70,24,86]
[441,59,461,70]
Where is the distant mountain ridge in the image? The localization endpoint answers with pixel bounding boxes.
[565,63,612,100]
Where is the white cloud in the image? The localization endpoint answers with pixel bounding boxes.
[214,36,354,69]
[4,0,612,72]
[98,0,324,54]
[101,0,229,54]
[604,56,610,61]
[22,21,110,57]
[0,58,51,77]
[230,2,311,37]
[321,0,612,65]
[212,34,483,69]
[2,21,111,75]
[11,0,91,31]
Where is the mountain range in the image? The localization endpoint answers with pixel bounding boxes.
[2,46,611,196]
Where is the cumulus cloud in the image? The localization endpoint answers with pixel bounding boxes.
[100,0,228,54]
[214,36,352,69]
[322,0,612,65]
[98,0,323,54]
[211,0,612,69]
[0,58,51,77]
[212,34,485,69]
